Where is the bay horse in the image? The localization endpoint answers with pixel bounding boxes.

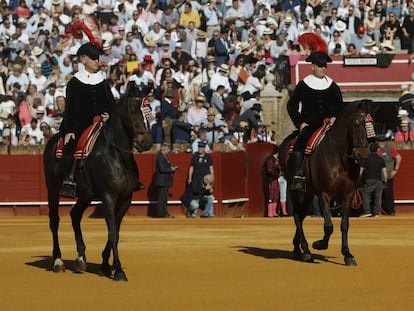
[279,102,369,266]
[43,81,153,281]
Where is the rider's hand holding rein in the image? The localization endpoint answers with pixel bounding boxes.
[299,122,309,131]
[64,133,75,145]
[101,112,110,122]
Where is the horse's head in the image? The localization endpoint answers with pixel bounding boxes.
[123,81,153,152]
[350,102,369,148]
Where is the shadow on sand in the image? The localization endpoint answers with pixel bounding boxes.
[25,255,106,276]
[234,246,342,265]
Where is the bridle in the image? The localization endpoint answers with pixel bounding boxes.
[126,93,153,152]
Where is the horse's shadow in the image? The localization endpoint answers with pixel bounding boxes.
[234,246,341,265]
[25,255,104,275]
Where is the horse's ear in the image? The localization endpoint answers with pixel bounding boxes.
[125,81,136,96]
[359,99,374,113]
[142,84,154,97]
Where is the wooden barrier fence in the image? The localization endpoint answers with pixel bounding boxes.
[0,143,413,216]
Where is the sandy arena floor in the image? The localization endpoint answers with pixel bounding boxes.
[0,215,413,311]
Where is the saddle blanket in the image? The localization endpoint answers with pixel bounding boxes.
[289,118,332,155]
[55,116,104,159]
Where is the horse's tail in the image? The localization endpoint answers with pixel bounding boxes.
[43,133,62,186]
[279,132,298,177]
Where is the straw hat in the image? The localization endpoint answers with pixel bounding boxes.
[364,38,376,46]
[12,63,23,72]
[195,95,206,102]
[219,64,229,73]
[207,55,215,63]
[0,110,9,120]
[400,120,409,126]
[32,46,44,56]
[239,41,250,51]
[143,33,155,46]
[207,107,216,116]
[197,31,207,39]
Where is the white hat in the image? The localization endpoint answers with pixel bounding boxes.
[239,41,250,51]
[175,42,182,48]
[380,41,395,50]
[0,110,9,119]
[35,106,45,114]
[17,17,27,24]
[364,38,376,46]
[69,46,78,55]
[401,84,409,91]
[59,15,70,25]
[102,42,111,50]
[143,33,155,46]
[334,20,346,32]
[398,109,409,117]
[39,13,48,20]
[32,46,43,56]
[314,15,323,25]
[263,28,273,35]
[284,16,293,24]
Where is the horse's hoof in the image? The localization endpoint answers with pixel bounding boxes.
[345,257,357,266]
[113,271,128,282]
[302,253,313,262]
[312,240,329,250]
[74,257,87,273]
[53,258,65,272]
[293,248,302,260]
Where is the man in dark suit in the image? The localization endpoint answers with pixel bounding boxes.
[155,143,179,218]
[346,5,362,35]
[209,28,231,67]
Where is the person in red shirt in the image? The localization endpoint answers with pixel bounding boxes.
[394,120,414,143]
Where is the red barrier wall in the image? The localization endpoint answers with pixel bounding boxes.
[0,144,413,216]
[0,150,249,217]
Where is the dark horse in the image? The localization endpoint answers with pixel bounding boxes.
[43,81,153,281]
[279,102,369,266]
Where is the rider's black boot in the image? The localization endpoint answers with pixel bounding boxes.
[60,156,77,198]
[290,152,306,192]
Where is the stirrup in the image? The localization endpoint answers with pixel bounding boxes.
[292,176,306,192]
[60,180,77,198]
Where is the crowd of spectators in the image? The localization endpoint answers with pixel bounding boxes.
[1,0,414,149]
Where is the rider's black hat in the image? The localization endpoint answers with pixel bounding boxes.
[77,42,100,60]
[305,51,332,66]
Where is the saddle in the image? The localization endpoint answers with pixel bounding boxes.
[288,118,332,155]
[56,116,104,159]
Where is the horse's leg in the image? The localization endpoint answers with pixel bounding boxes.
[312,195,334,250]
[99,241,112,278]
[70,198,91,273]
[101,195,128,282]
[292,203,312,262]
[341,197,357,266]
[48,190,65,272]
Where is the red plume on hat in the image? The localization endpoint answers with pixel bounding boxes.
[66,16,102,49]
[298,32,328,54]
